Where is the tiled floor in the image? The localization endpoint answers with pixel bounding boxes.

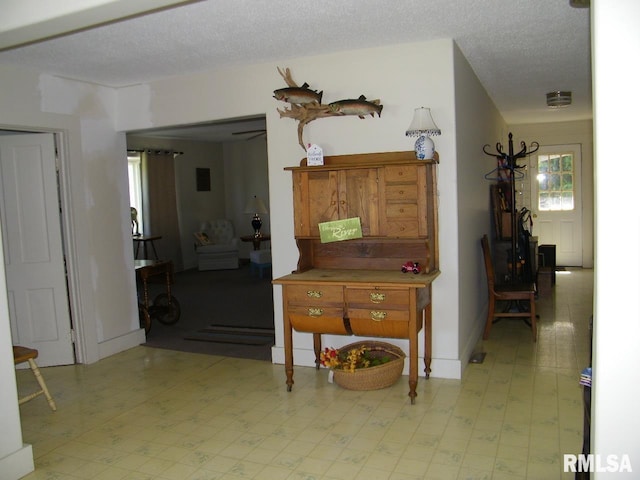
[16,268,592,480]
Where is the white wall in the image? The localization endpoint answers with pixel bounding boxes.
[223,139,271,260]
[0,240,34,479]
[0,66,106,478]
[592,0,640,476]
[453,43,509,367]
[38,75,144,354]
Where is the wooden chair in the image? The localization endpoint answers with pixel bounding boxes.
[13,346,57,411]
[481,235,537,341]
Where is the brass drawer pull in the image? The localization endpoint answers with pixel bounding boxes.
[307,290,323,298]
[370,311,387,321]
[370,292,385,303]
[308,307,323,317]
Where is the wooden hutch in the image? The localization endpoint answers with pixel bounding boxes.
[273,150,440,403]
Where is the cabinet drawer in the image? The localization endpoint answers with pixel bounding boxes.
[385,165,418,182]
[347,287,411,338]
[288,306,347,334]
[385,203,418,219]
[385,184,418,202]
[346,288,409,307]
[286,284,343,306]
[348,311,411,338]
[348,308,409,322]
[385,220,420,237]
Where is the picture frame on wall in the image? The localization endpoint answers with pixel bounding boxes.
[196,167,211,191]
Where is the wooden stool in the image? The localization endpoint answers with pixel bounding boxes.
[13,346,57,411]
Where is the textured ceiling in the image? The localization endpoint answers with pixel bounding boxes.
[0,0,592,139]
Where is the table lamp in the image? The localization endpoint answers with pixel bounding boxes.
[405,107,441,160]
[244,195,268,238]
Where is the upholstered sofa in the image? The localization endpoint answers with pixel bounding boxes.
[194,219,239,271]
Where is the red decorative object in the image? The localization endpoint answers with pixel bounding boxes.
[401,261,421,274]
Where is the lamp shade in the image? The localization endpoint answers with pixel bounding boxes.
[244,195,268,215]
[405,107,441,137]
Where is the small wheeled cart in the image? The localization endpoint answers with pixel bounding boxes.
[134,259,181,333]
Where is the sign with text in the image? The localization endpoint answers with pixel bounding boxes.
[319,217,363,243]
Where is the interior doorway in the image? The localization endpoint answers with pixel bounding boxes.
[125,117,274,358]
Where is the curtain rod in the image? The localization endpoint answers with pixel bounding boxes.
[127,148,184,156]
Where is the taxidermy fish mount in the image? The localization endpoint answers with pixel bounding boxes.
[273,83,323,104]
[328,96,383,118]
[274,67,383,151]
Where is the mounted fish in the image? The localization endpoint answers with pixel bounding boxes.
[328,95,383,119]
[274,67,384,151]
[273,83,323,105]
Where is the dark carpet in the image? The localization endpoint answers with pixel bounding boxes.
[141,264,274,361]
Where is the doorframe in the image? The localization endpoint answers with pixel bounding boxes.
[529,143,584,267]
[0,125,89,364]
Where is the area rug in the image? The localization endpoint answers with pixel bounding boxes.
[185,325,275,346]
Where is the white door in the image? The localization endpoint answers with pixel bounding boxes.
[0,133,75,366]
[530,144,583,266]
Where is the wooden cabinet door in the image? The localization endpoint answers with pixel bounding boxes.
[292,162,433,243]
[338,168,379,236]
[293,168,379,237]
[292,170,339,236]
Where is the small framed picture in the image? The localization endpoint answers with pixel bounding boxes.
[196,168,211,191]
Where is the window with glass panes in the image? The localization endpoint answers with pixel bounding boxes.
[128,152,144,234]
[536,152,574,211]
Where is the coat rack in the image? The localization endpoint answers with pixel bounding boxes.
[483,132,539,282]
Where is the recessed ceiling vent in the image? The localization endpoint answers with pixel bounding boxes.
[546,91,572,108]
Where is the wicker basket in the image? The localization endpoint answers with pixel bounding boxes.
[332,341,406,391]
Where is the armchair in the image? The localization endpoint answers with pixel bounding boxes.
[194,219,240,271]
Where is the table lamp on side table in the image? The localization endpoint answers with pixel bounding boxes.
[244,195,268,238]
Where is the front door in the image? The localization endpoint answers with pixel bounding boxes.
[530,144,583,266]
[0,133,75,366]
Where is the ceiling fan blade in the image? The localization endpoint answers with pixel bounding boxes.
[232,129,266,136]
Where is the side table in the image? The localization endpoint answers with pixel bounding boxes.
[240,234,270,251]
[133,235,162,260]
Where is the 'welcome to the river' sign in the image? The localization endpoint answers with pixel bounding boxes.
[319,218,363,243]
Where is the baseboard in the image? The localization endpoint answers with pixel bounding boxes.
[0,443,34,480]
[98,328,146,360]
[459,309,487,377]
[271,346,463,379]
